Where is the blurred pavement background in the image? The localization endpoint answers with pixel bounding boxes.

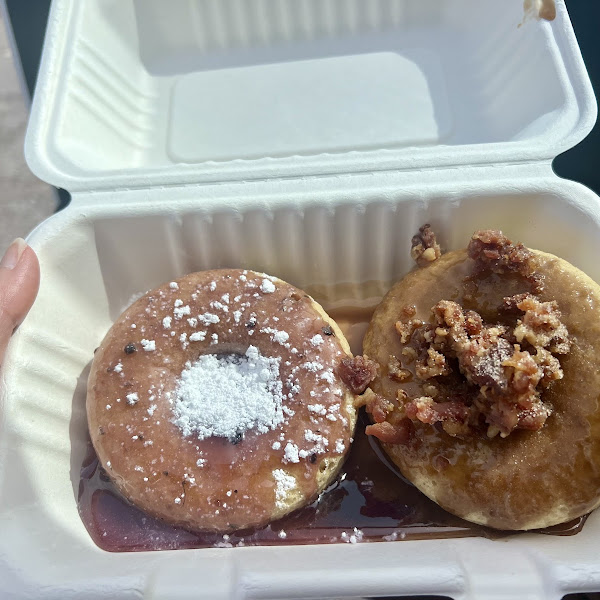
[0,10,55,254]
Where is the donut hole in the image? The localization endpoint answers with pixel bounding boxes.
[194,343,248,361]
[199,351,244,364]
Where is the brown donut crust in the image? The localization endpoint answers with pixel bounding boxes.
[363,249,600,530]
[87,269,356,532]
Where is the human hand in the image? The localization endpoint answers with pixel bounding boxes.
[0,239,40,365]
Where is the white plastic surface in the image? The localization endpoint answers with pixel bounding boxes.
[25,0,595,190]
[3,0,600,598]
[3,172,600,599]
[170,51,452,162]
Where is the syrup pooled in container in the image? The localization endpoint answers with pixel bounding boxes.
[77,287,587,551]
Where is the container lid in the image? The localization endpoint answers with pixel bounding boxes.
[25,0,597,193]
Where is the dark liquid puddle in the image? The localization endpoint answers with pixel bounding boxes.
[78,413,586,552]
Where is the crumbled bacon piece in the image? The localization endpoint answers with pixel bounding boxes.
[339,356,378,394]
[387,356,411,382]
[359,389,394,423]
[433,299,558,437]
[392,292,568,439]
[453,325,514,391]
[395,316,423,344]
[534,347,563,388]
[499,293,532,315]
[467,229,534,279]
[464,310,483,335]
[404,396,471,437]
[401,346,418,362]
[517,404,552,430]
[513,295,570,354]
[366,420,413,445]
[368,230,571,443]
[502,349,541,400]
[411,224,442,267]
[402,305,417,318]
[415,347,451,379]
[405,396,470,424]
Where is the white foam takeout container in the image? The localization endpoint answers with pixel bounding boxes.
[1,0,599,598]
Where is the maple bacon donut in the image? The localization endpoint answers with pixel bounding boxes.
[363,227,600,530]
[87,269,358,533]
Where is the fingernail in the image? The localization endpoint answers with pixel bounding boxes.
[0,238,27,270]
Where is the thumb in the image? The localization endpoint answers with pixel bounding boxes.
[0,238,40,365]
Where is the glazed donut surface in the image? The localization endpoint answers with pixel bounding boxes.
[87,269,356,532]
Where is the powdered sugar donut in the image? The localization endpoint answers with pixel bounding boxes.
[87,269,357,533]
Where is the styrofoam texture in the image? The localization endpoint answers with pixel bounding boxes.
[3,172,600,599]
[25,0,596,191]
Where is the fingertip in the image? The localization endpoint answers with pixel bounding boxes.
[0,240,41,330]
[0,238,27,270]
[17,243,41,296]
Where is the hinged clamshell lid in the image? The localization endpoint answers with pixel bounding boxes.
[25,0,596,193]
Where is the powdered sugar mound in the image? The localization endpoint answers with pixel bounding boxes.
[283,442,300,464]
[273,331,289,344]
[262,327,289,345]
[174,305,191,320]
[272,469,297,508]
[162,316,172,329]
[141,339,156,352]
[260,279,276,294]
[320,370,335,384]
[189,331,206,342]
[199,312,220,325]
[303,361,324,372]
[172,346,285,441]
[310,334,324,347]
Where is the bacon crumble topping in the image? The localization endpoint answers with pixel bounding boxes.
[368,228,571,444]
[411,224,442,267]
[339,356,378,394]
